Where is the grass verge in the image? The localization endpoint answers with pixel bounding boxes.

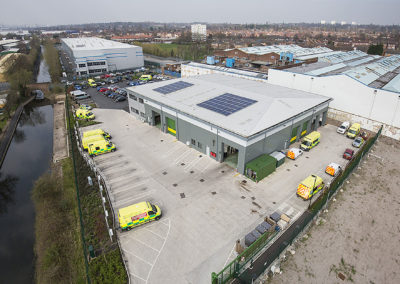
[32,159,86,284]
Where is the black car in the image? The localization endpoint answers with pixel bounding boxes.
[114,95,126,102]
[104,90,112,96]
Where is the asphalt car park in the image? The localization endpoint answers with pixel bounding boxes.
[80,109,360,284]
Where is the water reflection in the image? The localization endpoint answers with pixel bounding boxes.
[0,173,18,214]
[0,104,53,283]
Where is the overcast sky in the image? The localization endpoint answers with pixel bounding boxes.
[1,0,399,27]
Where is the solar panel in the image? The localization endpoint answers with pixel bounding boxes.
[197,93,257,116]
[153,81,193,94]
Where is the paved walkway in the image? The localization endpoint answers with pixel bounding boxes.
[0,96,34,169]
[53,95,68,163]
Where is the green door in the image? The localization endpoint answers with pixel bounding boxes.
[290,126,299,144]
[166,117,176,136]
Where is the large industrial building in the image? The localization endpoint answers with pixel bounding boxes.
[127,73,331,174]
[61,37,144,76]
[191,24,207,41]
[267,50,400,139]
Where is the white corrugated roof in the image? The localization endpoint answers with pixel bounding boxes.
[61,37,138,51]
[128,73,330,138]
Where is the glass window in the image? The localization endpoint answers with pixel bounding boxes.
[139,98,144,103]
[79,63,86,68]
[191,139,196,145]
[198,142,202,149]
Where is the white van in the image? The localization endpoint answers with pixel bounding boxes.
[337,121,350,134]
[71,90,90,101]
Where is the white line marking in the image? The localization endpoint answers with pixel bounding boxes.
[143,227,166,240]
[130,272,147,282]
[112,181,150,194]
[146,218,171,282]
[123,249,154,267]
[115,192,153,207]
[223,244,236,268]
[126,234,160,253]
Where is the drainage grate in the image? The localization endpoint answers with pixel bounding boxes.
[181,163,185,166]
[163,172,167,175]
[221,170,225,173]
[173,183,178,187]
[241,196,246,199]
[180,193,185,198]
[241,180,247,184]
[190,170,194,174]
[305,156,309,159]
[287,169,290,171]
[199,155,202,158]
[251,196,256,200]
[272,201,276,204]
[294,164,298,167]
[200,179,205,182]
[211,191,217,195]
[160,139,164,142]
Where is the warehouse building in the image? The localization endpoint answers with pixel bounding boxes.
[127,74,331,174]
[61,37,143,76]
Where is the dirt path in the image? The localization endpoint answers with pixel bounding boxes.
[268,137,400,284]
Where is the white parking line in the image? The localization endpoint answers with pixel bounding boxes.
[123,249,154,267]
[125,234,161,253]
[115,192,153,207]
[146,218,171,282]
[130,272,147,282]
[223,244,236,268]
[143,227,166,240]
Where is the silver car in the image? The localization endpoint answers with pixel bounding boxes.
[352,137,364,148]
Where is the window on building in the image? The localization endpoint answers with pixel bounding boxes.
[191,139,196,145]
[79,63,86,68]
[301,121,308,137]
[140,112,146,118]
[198,142,202,149]
[87,62,93,66]
[212,140,215,147]
[80,71,87,75]
[130,107,139,114]
[129,94,137,101]
[138,98,144,103]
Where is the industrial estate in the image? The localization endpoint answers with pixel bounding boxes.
[1,14,400,284]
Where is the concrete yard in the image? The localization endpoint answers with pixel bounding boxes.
[81,109,358,284]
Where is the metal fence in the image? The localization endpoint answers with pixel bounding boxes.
[212,125,383,284]
[66,93,130,284]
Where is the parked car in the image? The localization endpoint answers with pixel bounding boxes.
[325,162,342,177]
[287,148,303,160]
[352,137,364,148]
[115,95,126,102]
[104,90,112,96]
[74,84,82,90]
[99,88,108,92]
[337,121,350,134]
[360,131,369,141]
[343,148,354,160]
[95,81,105,86]
[79,104,92,110]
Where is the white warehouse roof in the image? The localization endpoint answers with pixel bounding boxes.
[61,37,139,51]
[128,74,331,138]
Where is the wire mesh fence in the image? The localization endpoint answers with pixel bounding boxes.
[212,125,382,284]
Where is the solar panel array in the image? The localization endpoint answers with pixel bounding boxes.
[197,93,257,116]
[153,81,193,94]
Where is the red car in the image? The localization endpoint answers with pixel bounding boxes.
[99,88,108,92]
[104,74,112,78]
[343,148,354,160]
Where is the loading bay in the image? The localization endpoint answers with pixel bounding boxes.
[81,108,358,284]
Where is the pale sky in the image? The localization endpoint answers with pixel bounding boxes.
[1,0,399,27]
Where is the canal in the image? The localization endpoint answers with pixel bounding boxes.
[0,46,53,283]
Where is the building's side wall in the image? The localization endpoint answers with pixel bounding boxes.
[268,69,400,139]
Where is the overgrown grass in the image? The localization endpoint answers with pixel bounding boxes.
[77,120,101,127]
[89,249,127,284]
[32,159,86,284]
[134,42,212,60]
[43,40,62,83]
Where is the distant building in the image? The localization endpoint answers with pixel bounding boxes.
[191,24,207,41]
[60,37,144,77]
[320,20,326,25]
[330,21,336,25]
[340,21,347,25]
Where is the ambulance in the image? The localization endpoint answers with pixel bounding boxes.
[325,162,342,177]
[139,74,152,81]
[83,129,112,139]
[118,201,162,231]
[300,131,320,151]
[82,135,108,151]
[88,140,116,157]
[297,175,325,200]
[75,109,95,120]
[88,79,97,87]
[346,123,361,139]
